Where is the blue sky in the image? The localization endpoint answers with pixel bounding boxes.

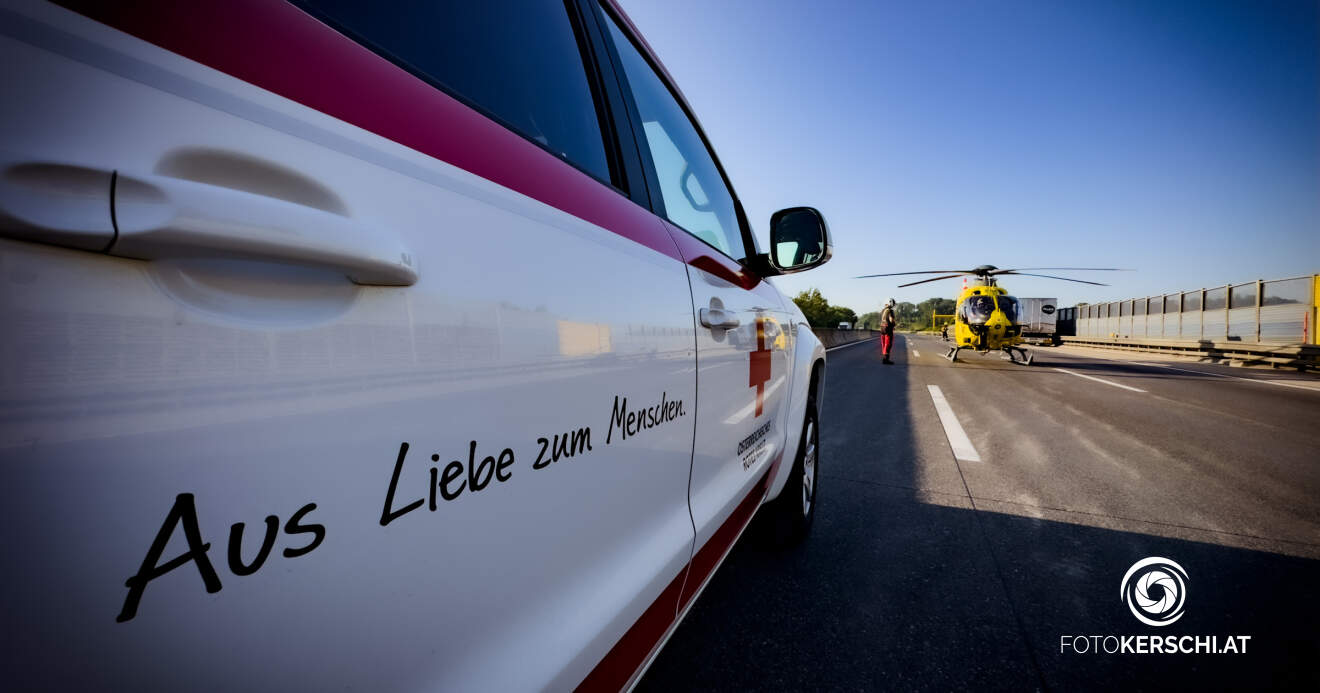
[617,0,1319,313]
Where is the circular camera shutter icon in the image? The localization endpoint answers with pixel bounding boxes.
[1120,557,1188,627]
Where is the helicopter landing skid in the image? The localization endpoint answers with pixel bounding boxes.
[1002,346,1034,365]
[945,346,960,362]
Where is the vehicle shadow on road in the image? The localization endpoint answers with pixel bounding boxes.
[639,339,1320,691]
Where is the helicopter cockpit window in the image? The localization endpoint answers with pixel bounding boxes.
[998,296,1020,323]
[964,295,996,324]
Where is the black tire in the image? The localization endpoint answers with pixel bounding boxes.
[759,399,819,546]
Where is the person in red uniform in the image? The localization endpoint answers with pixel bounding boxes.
[879,298,897,364]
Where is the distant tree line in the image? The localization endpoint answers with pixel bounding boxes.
[908,297,956,330]
[791,288,857,329]
[793,290,956,331]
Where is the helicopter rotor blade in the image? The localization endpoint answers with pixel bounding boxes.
[996,271,1109,286]
[988,267,1130,274]
[859,266,1133,280]
[856,270,971,279]
[896,274,966,288]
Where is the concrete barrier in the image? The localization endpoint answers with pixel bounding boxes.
[814,329,881,349]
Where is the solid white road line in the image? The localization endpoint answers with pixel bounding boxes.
[1125,361,1320,393]
[927,385,982,462]
[912,349,921,358]
[1053,367,1147,393]
[825,337,879,352]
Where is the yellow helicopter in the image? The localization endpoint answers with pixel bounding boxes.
[858,265,1121,364]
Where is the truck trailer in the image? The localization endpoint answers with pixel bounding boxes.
[1017,297,1060,345]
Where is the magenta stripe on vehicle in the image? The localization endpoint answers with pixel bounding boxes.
[55,0,685,265]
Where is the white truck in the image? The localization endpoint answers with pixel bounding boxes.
[1017,297,1061,345]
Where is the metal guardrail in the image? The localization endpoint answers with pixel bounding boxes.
[1059,336,1319,371]
[1061,275,1319,348]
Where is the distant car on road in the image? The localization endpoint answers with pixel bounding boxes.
[0,0,833,689]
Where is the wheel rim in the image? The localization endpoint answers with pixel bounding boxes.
[801,419,817,516]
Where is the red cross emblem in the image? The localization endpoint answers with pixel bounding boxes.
[749,316,772,417]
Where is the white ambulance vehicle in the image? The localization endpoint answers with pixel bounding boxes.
[0,0,834,690]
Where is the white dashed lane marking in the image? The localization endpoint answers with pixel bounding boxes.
[927,385,982,463]
[1125,361,1320,393]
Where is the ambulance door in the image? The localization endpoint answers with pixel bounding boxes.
[596,6,795,597]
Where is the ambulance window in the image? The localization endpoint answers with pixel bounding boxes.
[298,0,614,184]
[601,11,745,260]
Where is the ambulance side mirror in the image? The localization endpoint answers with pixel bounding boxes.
[765,206,831,275]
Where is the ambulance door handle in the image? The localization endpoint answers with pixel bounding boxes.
[111,172,418,286]
[0,159,116,252]
[699,306,740,329]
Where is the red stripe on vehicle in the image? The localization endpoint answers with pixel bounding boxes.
[664,225,786,306]
[574,565,687,693]
[53,0,684,264]
[579,457,779,691]
[664,225,763,291]
[677,462,776,611]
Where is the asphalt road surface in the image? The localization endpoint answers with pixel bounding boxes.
[640,335,1320,691]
